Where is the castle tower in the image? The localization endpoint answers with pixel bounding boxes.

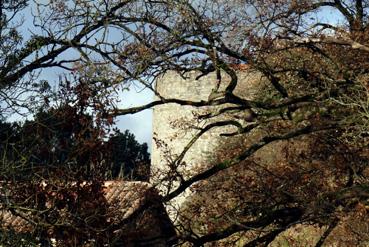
[151,71,369,246]
[151,69,264,217]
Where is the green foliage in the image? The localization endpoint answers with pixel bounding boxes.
[107,129,150,181]
[0,109,150,181]
[0,229,38,247]
[0,106,104,180]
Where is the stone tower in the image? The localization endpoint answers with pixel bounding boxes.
[151,69,264,215]
[151,71,369,246]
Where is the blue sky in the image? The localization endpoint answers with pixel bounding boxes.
[116,87,153,151]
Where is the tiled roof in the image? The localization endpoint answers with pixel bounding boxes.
[0,181,162,233]
[104,181,155,220]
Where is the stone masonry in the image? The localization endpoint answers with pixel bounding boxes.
[151,69,264,216]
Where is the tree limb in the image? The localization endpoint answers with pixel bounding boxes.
[163,123,337,202]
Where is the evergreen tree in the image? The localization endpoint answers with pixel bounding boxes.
[107,129,150,181]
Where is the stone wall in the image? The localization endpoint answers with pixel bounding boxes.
[151,69,264,215]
